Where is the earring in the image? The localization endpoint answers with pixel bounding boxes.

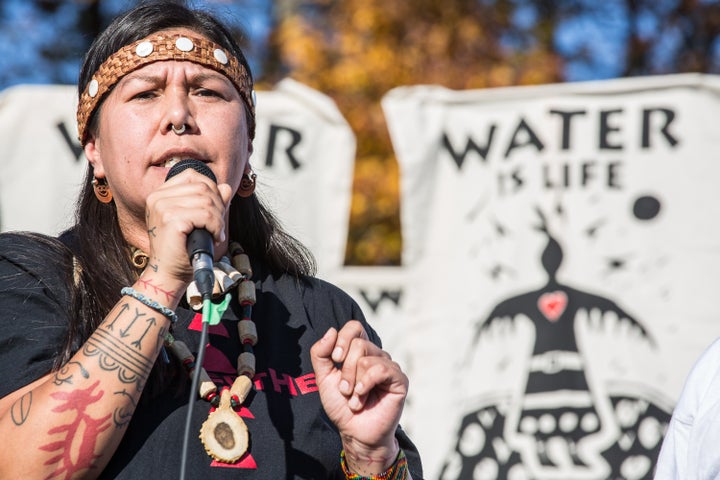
[171,123,186,135]
[131,247,149,270]
[92,177,113,203]
[237,171,257,197]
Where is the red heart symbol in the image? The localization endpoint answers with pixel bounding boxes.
[538,290,568,322]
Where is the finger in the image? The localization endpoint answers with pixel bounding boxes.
[348,358,408,412]
[353,357,407,397]
[331,320,368,364]
[150,186,222,221]
[332,321,369,395]
[340,336,389,397]
[160,169,226,208]
[155,174,225,210]
[154,198,223,242]
[217,183,234,207]
[150,182,226,240]
[310,327,339,381]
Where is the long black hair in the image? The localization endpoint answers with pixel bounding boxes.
[55,0,316,381]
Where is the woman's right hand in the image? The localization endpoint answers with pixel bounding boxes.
[142,167,234,305]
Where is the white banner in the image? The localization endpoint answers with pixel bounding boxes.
[252,78,355,275]
[0,85,84,235]
[329,266,410,369]
[383,74,720,479]
[0,78,355,275]
[7,73,720,480]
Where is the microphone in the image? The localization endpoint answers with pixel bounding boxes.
[165,159,216,299]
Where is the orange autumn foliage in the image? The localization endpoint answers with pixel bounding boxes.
[261,0,563,265]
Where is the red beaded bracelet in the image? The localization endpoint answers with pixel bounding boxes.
[340,449,408,480]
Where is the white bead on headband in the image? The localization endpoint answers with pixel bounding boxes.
[76,32,256,146]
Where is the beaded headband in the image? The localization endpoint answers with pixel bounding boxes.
[77,32,255,146]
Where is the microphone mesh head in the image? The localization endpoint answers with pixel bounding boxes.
[164,159,217,183]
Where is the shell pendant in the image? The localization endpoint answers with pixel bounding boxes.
[199,388,249,463]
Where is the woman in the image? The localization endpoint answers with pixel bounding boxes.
[0,1,422,478]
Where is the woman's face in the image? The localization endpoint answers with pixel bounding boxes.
[83,29,250,229]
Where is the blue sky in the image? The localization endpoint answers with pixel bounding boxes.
[0,0,716,92]
[0,0,272,90]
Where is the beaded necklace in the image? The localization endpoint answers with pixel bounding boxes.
[130,246,413,478]
[162,242,257,464]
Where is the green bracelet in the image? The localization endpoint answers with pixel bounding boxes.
[121,287,177,324]
[340,449,408,480]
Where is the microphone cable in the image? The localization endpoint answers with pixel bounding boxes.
[179,297,212,480]
[164,159,218,478]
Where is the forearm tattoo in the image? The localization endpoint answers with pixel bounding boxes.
[10,391,32,426]
[82,301,164,392]
[39,381,111,476]
[53,361,90,386]
[136,277,176,304]
[112,389,137,428]
[7,294,172,474]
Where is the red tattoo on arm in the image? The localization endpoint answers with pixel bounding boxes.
[39,381,111,478]
[135,278,177,304]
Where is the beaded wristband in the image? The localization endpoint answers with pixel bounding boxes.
[340,449,408,480]
[121,287,178,324]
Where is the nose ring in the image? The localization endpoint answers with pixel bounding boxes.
[171,123,186,135]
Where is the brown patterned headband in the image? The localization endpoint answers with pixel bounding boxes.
[76,32,255,146]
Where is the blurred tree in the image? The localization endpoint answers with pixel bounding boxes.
[262,0,563,265]
[527,0,720,79]
[622,0,720,75]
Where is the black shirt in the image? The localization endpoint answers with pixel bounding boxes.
[0,231,423,479]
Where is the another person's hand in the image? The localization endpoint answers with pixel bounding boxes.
[310,320,408,473]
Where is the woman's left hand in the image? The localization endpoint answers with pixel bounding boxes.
[310,320,408,472]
